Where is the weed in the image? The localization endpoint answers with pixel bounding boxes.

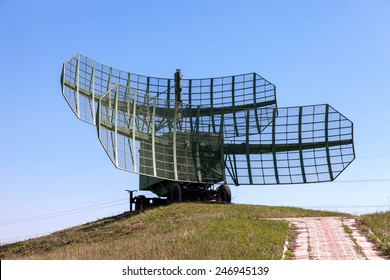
[359,211,390,256]
[342,222,366,259]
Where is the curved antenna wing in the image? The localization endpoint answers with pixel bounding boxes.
[61,53,277,127]
[61,53,175,125]
[223,104,355,185]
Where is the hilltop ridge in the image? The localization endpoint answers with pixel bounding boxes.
[0,203,348,260]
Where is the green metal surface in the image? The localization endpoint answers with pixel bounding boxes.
[298,106,307,183]
[271,108,279,184]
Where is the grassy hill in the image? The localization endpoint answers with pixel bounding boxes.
[0,203,351,260]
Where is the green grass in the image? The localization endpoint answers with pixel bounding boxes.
[359,211,390,255]
[0,203,348,260]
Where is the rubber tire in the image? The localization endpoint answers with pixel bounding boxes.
[135,195,146,211]
[171,183,183,203]
[218,184,231,203]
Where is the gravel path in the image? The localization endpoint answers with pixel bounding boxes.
[285,217,386,260]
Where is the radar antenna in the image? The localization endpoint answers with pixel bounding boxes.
[61,53,355,204]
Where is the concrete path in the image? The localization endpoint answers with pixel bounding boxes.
[285,217,386,260]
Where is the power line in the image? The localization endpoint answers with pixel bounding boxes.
[0,199,128,225]
[358,154,390,158]
[0,180,131,206]
[330,178,390,183]
[0,231,55,244]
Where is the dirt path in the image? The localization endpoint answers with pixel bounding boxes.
[285,217,386,260]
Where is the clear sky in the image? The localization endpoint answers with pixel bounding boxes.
[1,0,390,243]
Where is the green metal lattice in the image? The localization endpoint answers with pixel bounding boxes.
[61,53,355,188]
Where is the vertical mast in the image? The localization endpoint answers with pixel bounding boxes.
[174,69,183,104]
[174,69,183,130]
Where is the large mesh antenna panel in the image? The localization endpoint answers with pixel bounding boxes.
[222,104,354,185]
[61,53,355,186]
[61,53,276,126]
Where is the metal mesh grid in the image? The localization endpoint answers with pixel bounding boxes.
[62,53,277,126]
[62,54,173,125]
[62,53,355,186]
[97,84,210,183]
[96,84,354,185]
[222,105,355,185]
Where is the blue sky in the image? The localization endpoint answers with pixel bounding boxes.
[0,0,390,243]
